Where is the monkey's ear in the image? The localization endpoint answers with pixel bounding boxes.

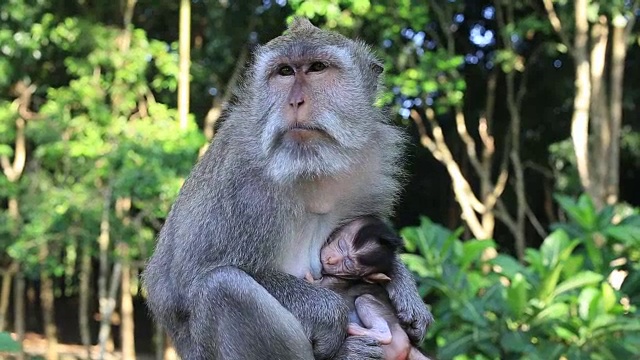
[370,61,384,76]
[364,273,391,284]
[288,17,315,32]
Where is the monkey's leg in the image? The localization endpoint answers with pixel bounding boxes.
[253,270,385,360]
[189,266,314,360]
[348,295,392,345]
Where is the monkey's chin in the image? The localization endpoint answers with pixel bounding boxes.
[265,142,355,184]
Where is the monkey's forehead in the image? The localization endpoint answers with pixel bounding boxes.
[267,20,348,48]
[257,42,352,67]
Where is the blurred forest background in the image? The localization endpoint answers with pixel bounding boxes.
[1,0,639,359]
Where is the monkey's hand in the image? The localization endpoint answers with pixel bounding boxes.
[253,270,349,359]
[304,271,316,283]
[386,258,433,345]
[332,335,383,360]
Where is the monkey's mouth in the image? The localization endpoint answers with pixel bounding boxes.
[280,124,331,144]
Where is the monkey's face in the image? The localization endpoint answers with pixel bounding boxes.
[321,218,389,279]
[250,21,386,183]
[320,237,367,279]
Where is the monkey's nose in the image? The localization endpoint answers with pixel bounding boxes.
[325,256,340,265]
[288,82,305,108]
[289,95,304,108]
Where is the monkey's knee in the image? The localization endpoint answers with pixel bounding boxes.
[190,266,313,359]
[191,265,248,299]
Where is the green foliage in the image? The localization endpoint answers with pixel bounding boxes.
[0,332,20,352]
[552,194,640,270]
[0,0,205,279]
[401,211,640,360]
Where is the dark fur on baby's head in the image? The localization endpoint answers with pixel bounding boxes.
[351,216,403,275]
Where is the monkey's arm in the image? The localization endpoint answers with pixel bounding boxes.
[252,270,352,359]
[385,258,433,345]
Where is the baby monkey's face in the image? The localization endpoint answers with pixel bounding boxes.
[321,217,399,281]
[320,235,376,279]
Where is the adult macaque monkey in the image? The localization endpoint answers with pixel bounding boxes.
[143,17,432,360]
[307,217,432,360]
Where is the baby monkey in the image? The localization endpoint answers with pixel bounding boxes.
[306,217,431,360]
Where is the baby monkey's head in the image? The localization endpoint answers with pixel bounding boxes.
[321,216,403,282]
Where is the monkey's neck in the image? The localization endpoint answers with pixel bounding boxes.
[297,154,382,215]
[298,176,350,214]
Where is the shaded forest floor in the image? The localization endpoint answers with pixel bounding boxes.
[1,332,155,360]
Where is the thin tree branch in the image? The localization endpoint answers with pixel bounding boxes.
[540,0,574,55]
[525,202,548,239]
[454,108,484,176]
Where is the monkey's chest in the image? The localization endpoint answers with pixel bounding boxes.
[280,213,336,279]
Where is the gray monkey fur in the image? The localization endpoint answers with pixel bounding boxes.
[143,17,433,360]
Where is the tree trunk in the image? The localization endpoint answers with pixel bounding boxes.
[40,244,59,360]
[120,255,135,360]
[505,69,527,261]
[79,244,93,359]
[0,263,17,332]
[98,263,122,360]
[154,322,164,360]
[14,272,25,360]
[607,22,628,205]
[588,16,609,209]
[97,186,113,355]
[178,0,191,130]
[571,0,592,198]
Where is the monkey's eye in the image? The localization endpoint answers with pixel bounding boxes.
[343,257,354,270]
[308,62,327,72]
[278,65,295,76]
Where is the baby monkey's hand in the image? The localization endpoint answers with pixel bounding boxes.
[304,271,321,283]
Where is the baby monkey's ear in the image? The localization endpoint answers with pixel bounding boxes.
[364,273,392,284]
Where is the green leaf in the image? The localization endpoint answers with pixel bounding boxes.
[437,331,493,359]
[532,302,569,324]
[577,286,599,321]
[553,326,577,342]
[539,230,574,268]
[499,331,531,353]
[491,254,526,279]
[459,300,488,327]
[538,231,580,301]
[554,194,597,231]
[400,253,430,277]
[553,271,603,298]
[458,239,495,270]
[0,332,20,352]
[0,144,13,157]
[600,282,616,312]
[603,225,640,245]
[506,272,529,318]
[591,318,640,339]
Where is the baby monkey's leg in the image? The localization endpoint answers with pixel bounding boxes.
[347,294,393,345]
